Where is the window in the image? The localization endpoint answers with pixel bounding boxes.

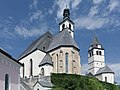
[89,53,91,57]
[23,63,24,78]
[69,24,71,29]
[41,68,44,76]
[62,24,65,29]
[43,47,45,50]
[72,60,76,73]
[105,77,107,82]
[92,51,93,56]
[30,59,33,76]
[96,51,99,55]
[5,74,9,90]
[99,51,102,55]
[56,54,58,72]
[65,53,68,73]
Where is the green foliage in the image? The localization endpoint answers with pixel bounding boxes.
[51,73,120,90]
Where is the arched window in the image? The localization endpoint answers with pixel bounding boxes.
[65,53,68,73]
[62,24,65,29]
[69,24,71,29]
[5,74,9,90]
[30,59,33,76]
[56,54,58,72]
[99,51,102,55]
[105,77,107,82]
[41,68,44,76]
[96,51,99,55]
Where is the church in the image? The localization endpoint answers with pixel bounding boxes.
[87,35,115,84]
[0,7,115,90]
[19,8,82,90]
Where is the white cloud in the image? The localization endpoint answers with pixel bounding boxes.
[15,26,41,38]
[29,0,38,10]
[108,0,119,12]
[30,10,43,22]
[74,17,107,30]
[71,0,82,9]
[89,6,98,16]
[93,0,103,4]
[15,21,49,38]
[48,9,53,14]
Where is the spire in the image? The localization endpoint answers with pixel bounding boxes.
[90,35,104,49]
[91,35,100,46]
[63,6,70,19]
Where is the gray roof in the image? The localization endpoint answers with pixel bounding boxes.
[95,66,114,75]
[47,28,79,52]
[38,81,54,88]
[91,35,100,46]
[20,78,33,90]
[18,31,53,59]
[39,53,53,66]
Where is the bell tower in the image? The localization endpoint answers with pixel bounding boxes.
[59,7,74,38]
[88,35,105,75]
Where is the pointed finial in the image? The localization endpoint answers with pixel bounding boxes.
[66,5,68,9]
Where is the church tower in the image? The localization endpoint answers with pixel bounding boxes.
[88,35,105,75]
[59,7,74,38]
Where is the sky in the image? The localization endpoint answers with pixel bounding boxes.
[0,0,120,84]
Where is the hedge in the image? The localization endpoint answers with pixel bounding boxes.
[51,73,120,90]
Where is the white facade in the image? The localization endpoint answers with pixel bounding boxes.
[39,65,53,76]
[95,73,114,84]
[19,50,46,78]
[88,45,105,75]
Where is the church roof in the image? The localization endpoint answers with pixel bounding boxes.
[37,81,53,88]
[0,48,23,66]
[47,28,79,52]
[95,66,114,75]
[91,35,100,46]
[89,35,104,49]
[39,53,53,67]
[18,31,53,59]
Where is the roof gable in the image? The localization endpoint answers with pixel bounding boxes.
[95,66,114,75]
[0,48,22,66]
[18,31,53,59]
[39,53,53,66]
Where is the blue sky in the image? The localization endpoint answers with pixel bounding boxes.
[0,0,120,84]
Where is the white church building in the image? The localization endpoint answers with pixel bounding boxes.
[88,35,115,84]
[19,7,82,90]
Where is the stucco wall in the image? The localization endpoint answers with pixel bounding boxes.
[19,50,46,78]
[0,53,20,90]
